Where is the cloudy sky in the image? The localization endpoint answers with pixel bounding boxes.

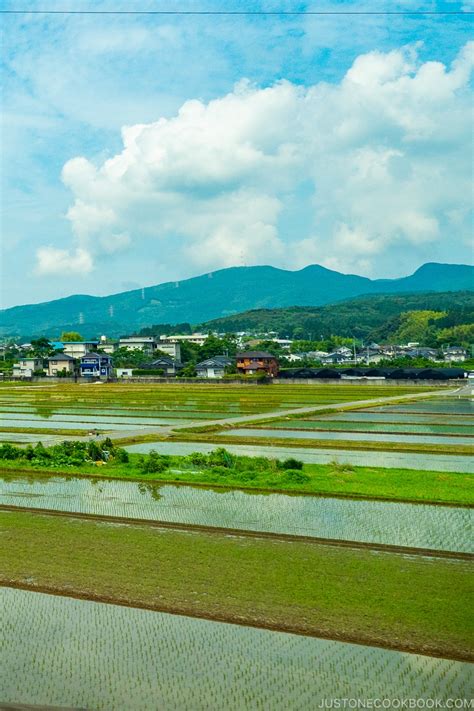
[1,1,473,308]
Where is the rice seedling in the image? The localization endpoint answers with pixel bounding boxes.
[1,473,472,552]
[2,587,471,710]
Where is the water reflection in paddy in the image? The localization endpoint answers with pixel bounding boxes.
[1,473,471,552]
[374,399,473,415]
[274,420,472,435]
[3,588,471,710]
[225,428,474,446]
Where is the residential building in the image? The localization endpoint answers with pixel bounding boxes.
[145,357,183,376]
[157,342,181,360]
[320,352,353,364]
[118,336,157,353]
[159,333,209,347]
[236,351,279,376]
[101,343,118,355]
[357,348,384,365]
[46,353,76,376]
[118,337,181,361]
[285,353,303,363]
[80,353,113,378]
[443,346,468,363]
[271,338,293,349]
[12,357,43,378]
[196,356,232,379]
[405,347,439,360]
[61,341,99,358]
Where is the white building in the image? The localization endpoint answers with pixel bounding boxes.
[118,336,157,353]
[160,333,209,347]
[157,342,181,360]
[116,368,133,378]
[13,357,43,378]
[62,341,99,358]
[196,356,232,378]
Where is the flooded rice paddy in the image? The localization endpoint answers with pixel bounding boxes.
[127,440,474,472]
[225,427,474,446]
[372,400,473,415]
[1,473,472,552]
[2,587,472,711]
[274,420,472,435]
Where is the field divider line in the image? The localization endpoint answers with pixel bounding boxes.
[1,504,472,561]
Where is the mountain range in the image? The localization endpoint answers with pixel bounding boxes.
[1,262,472,339]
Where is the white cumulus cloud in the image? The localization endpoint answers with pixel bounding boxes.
[38,41,473,278]
[36,247,94,275]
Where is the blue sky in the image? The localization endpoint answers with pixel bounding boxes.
[1,0,473,308]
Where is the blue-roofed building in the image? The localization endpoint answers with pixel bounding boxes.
[80,353,113,378]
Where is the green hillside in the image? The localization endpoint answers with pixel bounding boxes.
[1,262,472,338]
[200,291,474,346]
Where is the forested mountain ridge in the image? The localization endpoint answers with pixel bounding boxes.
[200,291,474,346]
[1,262,472,338]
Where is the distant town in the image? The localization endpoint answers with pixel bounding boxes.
[3,329,471,382]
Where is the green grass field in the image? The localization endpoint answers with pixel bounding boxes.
[0,382,446,417]
[1,509,471,661]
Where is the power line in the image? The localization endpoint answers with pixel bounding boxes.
[1,9,472,16]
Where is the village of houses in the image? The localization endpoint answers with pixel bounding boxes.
[6,331,470,382]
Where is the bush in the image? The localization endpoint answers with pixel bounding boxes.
[102,437,114,450]
[187,452,208,466]
[282,469,310,484]
[33,442,51,459]
[0,443,23,460]
[208,448,235,468]
[87,441,103,461]
[115,448,129,463]
[141,450,169,473]
[279,457,303,471]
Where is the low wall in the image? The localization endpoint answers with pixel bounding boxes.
[273,378,466,386]
[5,376,468,387]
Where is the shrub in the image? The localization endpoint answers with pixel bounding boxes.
[279,457,303,471]
[0,443,23,460]
[187,452,208,466]
[33,442,51,459]
[115,448,129,463]
[141,450,169,473]
[208,448,235,468]
[87,441,103,461]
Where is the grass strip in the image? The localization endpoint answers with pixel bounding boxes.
[0,426,88,437]
[1,509,472,661]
